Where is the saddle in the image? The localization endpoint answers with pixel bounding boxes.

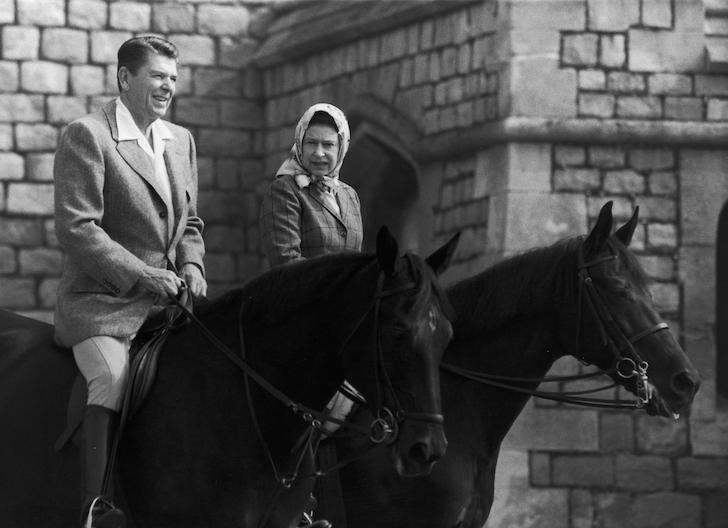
[54,294,192,452]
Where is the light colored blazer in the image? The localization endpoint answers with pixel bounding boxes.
[259,174,363,267]
[53,100,205,347]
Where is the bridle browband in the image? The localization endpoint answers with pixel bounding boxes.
[441,240,669,410]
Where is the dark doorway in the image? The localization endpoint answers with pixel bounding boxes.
[340,133,418,252]
[716,201,728,402]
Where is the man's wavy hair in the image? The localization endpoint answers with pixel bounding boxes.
[116,36,179,92]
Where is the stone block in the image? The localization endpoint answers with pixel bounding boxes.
[695,75,728,96]
[679,247,715,327]
[0,0,13,23]
[637,196,677,221]
[215,158,239,191]
[42,28,88,64]
[2,25,40,60]
[630,147,675,170]
[0,245,16,273]
[90,31,133,64]
[616,96,662,119]
[0,218,43,245]
[204,253,236,282]
[638,255,675,281]
[486,450,569,528]
[615,455,673,491]
[0,278,36,308]
[70,65,105,96]
[504,405,597,452]
[170,34,215,67]
[0,61,19,92]
[0,124,11,149]
[555,145,586,167]
[707,99,728,121]
[458,42,471,75]
[589,145,626,168]
[198,129,252,158]
[219,37,256,69]
[175,98,218,127]
[530,452,551,486]
[579,93,615,118]
[381,27,407,63]
[690,415,728,456]
[109,2,151,31]
[562,33,598,67]
[600,412,635,451]
[20,61,67,95]
[19,247,63,275]
[504,0,586,30]
[629,29,704,72]
[68,0,107,29]
[647,223,678,249]
[18,0,64,26]
[648,171,678,196]
[554,168,600,192]
[0,152,24,180]
[604,169,646,194]
[552,454,614,487]
[48,96,88,125]
[570,489,594,528]
[648,73,693,95]
[589,0,640,30]
[705,490,728,528]
[579,69,606,90]
[15,124,58,151]
[152,3,194,33]
[643,0,673,28]
[429,50,441,82]
[203,225,245,252]
[677,457,728,490]
[26,153,55,182]
[608,72,646,93]
[680,150,728,245]
[666,97,704,121]
[194,69,244,99]
[440,47,458,78]
[7,183,54,215]
[631,491,701,528]
[198,5,250,37]
[636,414,688,455]
[600,34,626,68]
[509,58,577,117]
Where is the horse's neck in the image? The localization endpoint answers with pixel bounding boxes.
[444,317,560,454]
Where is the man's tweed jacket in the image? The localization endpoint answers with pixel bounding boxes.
[53,99,205,347]
[259,174,363,267]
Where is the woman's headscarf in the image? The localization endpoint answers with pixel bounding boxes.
[275,103,351,192]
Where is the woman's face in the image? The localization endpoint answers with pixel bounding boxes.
[301,124,339,178]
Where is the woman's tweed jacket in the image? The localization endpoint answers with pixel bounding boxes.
[53,99,205,347]
[259,174,363,267]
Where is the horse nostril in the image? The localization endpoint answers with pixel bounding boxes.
[671,371,699,397]
[408,442,430,464]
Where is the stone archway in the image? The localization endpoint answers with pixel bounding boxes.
[717,202,728,402]
[340,121,419,253]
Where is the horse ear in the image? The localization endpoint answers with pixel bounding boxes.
[614,206,639,247]
[376,225,400,277]
[584,201,614,252]
[426,232,461,277]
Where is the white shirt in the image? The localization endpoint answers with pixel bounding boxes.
[115,97,174,208]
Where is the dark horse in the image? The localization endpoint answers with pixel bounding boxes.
[330,202,701,528]
[0,227,459,528]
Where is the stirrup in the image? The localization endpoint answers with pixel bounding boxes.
[298,512,332,528]
[83,496,127,528]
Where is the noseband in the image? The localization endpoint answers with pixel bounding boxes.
[576,242,668,407]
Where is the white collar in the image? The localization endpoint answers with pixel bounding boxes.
[115,97,173,143]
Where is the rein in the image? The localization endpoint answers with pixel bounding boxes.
[441,241,669,410]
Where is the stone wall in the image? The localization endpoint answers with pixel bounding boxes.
[0,0,269,322]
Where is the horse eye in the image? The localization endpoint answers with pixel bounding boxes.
[389,327,409,342]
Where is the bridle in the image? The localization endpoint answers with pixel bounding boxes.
[170,254,452,486]
[441,241,670,410]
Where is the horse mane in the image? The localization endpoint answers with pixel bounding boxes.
[447,234,649,340]
[195,252,378,320]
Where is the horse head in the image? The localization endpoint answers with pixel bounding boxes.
[342,226,459,477]
[571,201,701,417]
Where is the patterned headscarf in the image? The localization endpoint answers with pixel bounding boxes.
[275,103,351,192]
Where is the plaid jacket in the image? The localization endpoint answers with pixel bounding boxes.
[259,174,363,267]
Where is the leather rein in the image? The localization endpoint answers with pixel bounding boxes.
[170,258,447,486]
[441,242,669,410]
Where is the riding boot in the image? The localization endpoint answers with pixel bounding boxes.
[80,405,127,528]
